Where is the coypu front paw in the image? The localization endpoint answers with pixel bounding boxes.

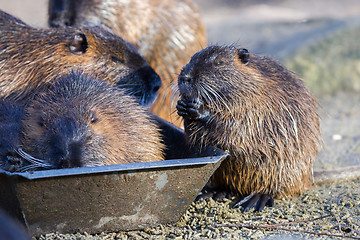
[0,155,25,172]
[0,137,22,170]
[195,183,232,201]
[0,101,25,172]
[234,193,274,212]
[177,98,210,121]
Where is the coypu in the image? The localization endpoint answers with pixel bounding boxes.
[48,0,207,126]
[177,46,321,211]
[15,71,165,171]
[0,10,161,106]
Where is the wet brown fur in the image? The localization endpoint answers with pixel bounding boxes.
[178,46,321,199]
[48,0,207,127]
[21,71,164,169]
[0,10,154,104]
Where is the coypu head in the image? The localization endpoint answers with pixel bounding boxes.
[21,71,164,170]
[177,45,305,119]
[178,46,253,110]
[62,27,162,106]
[0,10,161,106]
[178,45,311,117]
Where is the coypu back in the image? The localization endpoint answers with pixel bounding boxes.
[0,9,161,106]
[0,10,28,31]
[21,71,164,170]
[177,46,321,203]
[48,0,207,126]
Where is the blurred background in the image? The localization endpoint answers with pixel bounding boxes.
[0,0,359,170]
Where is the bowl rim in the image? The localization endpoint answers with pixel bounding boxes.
[0,153,228,180]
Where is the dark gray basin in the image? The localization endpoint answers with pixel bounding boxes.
[0,117,228,236]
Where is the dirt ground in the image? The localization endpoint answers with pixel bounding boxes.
[0,0,359,239]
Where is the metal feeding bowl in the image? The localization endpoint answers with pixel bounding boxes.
[0,116,228,236]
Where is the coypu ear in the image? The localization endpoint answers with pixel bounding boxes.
[69,32,88,55]
[237,48,250,65]
[111,56,125,64]
[89,110,99,124]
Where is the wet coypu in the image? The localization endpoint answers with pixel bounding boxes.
[0,10,161,106]
[177,46,321,211]
[15,71,165,171]
[48,0,207,126]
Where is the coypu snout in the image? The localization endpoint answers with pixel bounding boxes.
[178,74,192,84]
[37,116,90,169]
[50,140,83,169]
[178,70,196,100]
[117,65,162,106]
[48,133,85,169]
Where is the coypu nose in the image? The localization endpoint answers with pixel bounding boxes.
[134,66,162,105]
[151,80,161,95]
[139,66,162,95]
[54,140,83,169]
[178,74,191,84]
[117,66,161,105]
[149,74,161,95]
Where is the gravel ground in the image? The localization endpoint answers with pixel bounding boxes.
[317,93,360,170]
[37,178,360,239]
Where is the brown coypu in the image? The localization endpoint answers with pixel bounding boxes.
[17,71,164,171]
[0,10,161,106]
[48,0,207,126]
[176,46,321,211]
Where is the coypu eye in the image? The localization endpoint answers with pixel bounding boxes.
[238,48,250,65]
[111,56,125,64]
[69,32,88,55]
[215,60,224,66]
[89,111,99,124]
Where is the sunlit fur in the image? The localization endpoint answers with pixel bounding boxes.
[0,10,159,106]
[178,46,322,199]
[48,0,207,127]
[21,71,164,170]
